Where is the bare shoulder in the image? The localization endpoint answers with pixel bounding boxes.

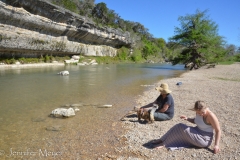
[209,110,218,118]
[208,110,220,124]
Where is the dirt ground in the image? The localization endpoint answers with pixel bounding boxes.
[118,63,240,160]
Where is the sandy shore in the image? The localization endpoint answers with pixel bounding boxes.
[119,63,240,159]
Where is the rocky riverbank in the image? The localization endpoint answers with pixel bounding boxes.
[119,63,240,159]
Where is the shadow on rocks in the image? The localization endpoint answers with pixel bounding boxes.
[142,140,157,149]
[125,114,137,118]
[142,141,215,153]
[138,120,151,124]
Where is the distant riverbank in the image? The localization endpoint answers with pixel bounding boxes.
[0,62,65,69]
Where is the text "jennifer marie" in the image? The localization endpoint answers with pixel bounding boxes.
[8,148,61,157]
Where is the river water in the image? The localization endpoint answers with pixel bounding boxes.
[0,63,186,159]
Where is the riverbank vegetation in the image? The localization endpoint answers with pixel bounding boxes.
[1,0,239,68]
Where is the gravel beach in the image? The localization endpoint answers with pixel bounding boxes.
[119,63,240,160]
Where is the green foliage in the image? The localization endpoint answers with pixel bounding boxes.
[117,47,129,61]
[78,1,95,17]
[0,56,72,64]
[50,0,78,13]
[142,37,160,59]
[94,56,116,64]
[4,58,16,64]
[18,57,40,64]
[44,55,50,63]
[31,38,49,45]
[219,53,240,63]
[130,49,143,62]
[169,10,226,68]
[225,44,237,56]
[61,0,77,13]
[92,2,108,24]
[218,61,235,65]
[54,56,71,62]
[234,54,240,62]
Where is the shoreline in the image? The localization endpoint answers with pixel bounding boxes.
[119,63,240,159]
[0,63,65,69]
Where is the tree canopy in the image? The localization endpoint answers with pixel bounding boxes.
[169,10,226,69]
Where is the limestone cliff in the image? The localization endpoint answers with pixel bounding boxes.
[0,0,133,58]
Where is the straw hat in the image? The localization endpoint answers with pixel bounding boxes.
[155,83,172,94]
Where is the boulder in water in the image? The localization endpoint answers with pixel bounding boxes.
[50,107,75,117]
[58,71,69,76]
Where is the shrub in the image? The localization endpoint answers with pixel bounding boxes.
[130,49,143,62]
[117,47,129,61]
[44,55,50,63]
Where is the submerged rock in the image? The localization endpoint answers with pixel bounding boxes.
[50,107,75,117]
[57,71,69,76]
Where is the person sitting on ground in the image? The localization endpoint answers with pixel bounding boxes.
[140,83,174,121]
[151,100,221,154]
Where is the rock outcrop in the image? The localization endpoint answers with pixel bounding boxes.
[0,0,133,58]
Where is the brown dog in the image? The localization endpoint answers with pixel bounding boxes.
[135,107,152,123]
[134,104,159,123]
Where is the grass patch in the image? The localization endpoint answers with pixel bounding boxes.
[82,56,132,64]
[0,56,70,64]
[218,61,235,65]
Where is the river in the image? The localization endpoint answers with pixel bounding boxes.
[0,63,186,159]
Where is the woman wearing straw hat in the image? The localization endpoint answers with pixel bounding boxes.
[140,83,174,122]
[151,100,221,154]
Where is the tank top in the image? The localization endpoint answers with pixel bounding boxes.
[194,114,213,133]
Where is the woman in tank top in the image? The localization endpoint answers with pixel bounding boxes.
[151,100,221,154]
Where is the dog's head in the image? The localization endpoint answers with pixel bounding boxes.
[137,109,150,121]
[141,111,150,120]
